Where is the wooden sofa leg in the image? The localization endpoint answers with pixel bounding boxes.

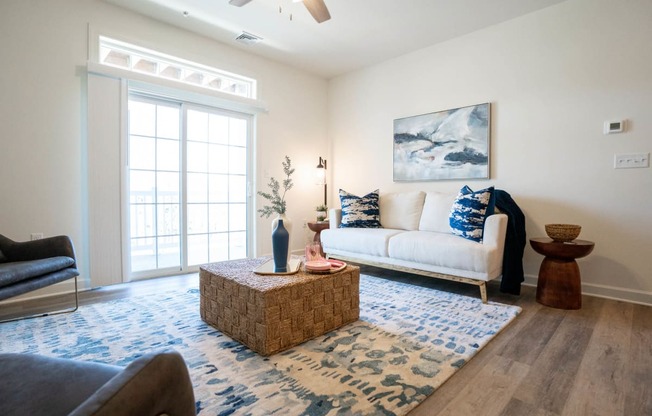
[479,282,488,304]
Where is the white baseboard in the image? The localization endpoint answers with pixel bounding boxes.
[523,274,652,307]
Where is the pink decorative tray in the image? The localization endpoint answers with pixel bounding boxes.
[304,259,347,274]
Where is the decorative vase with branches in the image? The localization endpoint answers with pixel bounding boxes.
[258,156,294,270]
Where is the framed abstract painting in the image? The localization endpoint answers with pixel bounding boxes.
[393,102,491,181]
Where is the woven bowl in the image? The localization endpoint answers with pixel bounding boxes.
[545,224,581,242]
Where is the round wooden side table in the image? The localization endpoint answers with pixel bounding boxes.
[529,238,595,310]
[307,221,330,256]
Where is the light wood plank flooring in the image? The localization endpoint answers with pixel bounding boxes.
[1,265,650,416]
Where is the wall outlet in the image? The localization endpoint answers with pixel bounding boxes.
[30,233,44,240]
[614,153,650,169]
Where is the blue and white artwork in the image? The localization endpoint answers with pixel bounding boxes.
[393,103,490,181]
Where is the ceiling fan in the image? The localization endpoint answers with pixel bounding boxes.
[229,0,331,23]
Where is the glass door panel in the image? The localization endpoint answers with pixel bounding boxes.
[126,96,251,278]
[185,107,249,266]
[128,97,181,276]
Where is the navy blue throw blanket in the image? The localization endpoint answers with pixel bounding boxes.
[495,189,526,295]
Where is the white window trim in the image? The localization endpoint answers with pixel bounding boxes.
[86,27,268,114]
[99,36,256,98]
[88,61,268,115]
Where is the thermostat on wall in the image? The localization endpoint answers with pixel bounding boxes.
[604,120,626,134]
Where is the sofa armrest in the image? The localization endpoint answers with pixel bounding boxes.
[483,214,508,248]
[329,209,342,229]
[69,350,196,416]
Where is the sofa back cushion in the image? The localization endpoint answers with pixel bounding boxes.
[379,191,425,230]
[418,191,458,233]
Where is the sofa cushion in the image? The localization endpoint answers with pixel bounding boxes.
[0,256,75,288]
[449,186,495,242]
[418,191,458,233]
[0,249,6,263]
[338,189,382,228]
[379,191,425,231]
[321,228,404,257]
[388,230,502,275]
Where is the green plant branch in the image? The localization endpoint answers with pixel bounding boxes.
[258,156,294,218]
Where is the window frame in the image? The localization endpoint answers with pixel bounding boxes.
[87,28,268,115]
[86,30,263,282]
[99,36,257,100]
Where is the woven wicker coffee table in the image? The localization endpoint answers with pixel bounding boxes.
[199,257,360,356]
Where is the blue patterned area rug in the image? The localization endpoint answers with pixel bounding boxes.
[0,275,520,416]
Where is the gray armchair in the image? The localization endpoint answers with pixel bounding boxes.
[0,350,196,416]
[0,234,79,322]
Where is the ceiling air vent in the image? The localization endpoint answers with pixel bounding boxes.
[235,31,263,46]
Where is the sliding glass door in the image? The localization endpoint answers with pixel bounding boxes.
[185,108,249,266]
[126,94,251,279]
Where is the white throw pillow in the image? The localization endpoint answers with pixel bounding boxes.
[418,191,458,233]
[379,191,425,230]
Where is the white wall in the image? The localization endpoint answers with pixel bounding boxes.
[328,0,652,304]
[0,0,328,293]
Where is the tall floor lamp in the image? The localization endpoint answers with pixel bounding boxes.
[316,157,327,207]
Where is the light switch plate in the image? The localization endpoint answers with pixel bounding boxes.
[614,153,649,169]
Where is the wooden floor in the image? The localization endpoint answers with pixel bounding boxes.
[1,266,650,416]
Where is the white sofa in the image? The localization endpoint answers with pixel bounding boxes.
[321,191,508,303]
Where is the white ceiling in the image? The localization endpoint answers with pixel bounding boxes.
[102,0,567,79]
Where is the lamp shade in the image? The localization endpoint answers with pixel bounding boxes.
[316,167,326,185]
[316,157,326,185]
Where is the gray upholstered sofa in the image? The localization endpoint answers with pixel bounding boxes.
[0,350,196,416]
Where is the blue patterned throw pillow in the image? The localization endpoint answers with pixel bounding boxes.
[339,189,382,228]
[460,185,495,217]
[449,186,495,242]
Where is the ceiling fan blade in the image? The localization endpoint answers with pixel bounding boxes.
[302,0,331,23]
[229,0,253,6]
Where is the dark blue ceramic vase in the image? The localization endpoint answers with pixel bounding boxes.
[272,218,289,272]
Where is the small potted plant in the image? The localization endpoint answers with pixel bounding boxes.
[315,204,328,222]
